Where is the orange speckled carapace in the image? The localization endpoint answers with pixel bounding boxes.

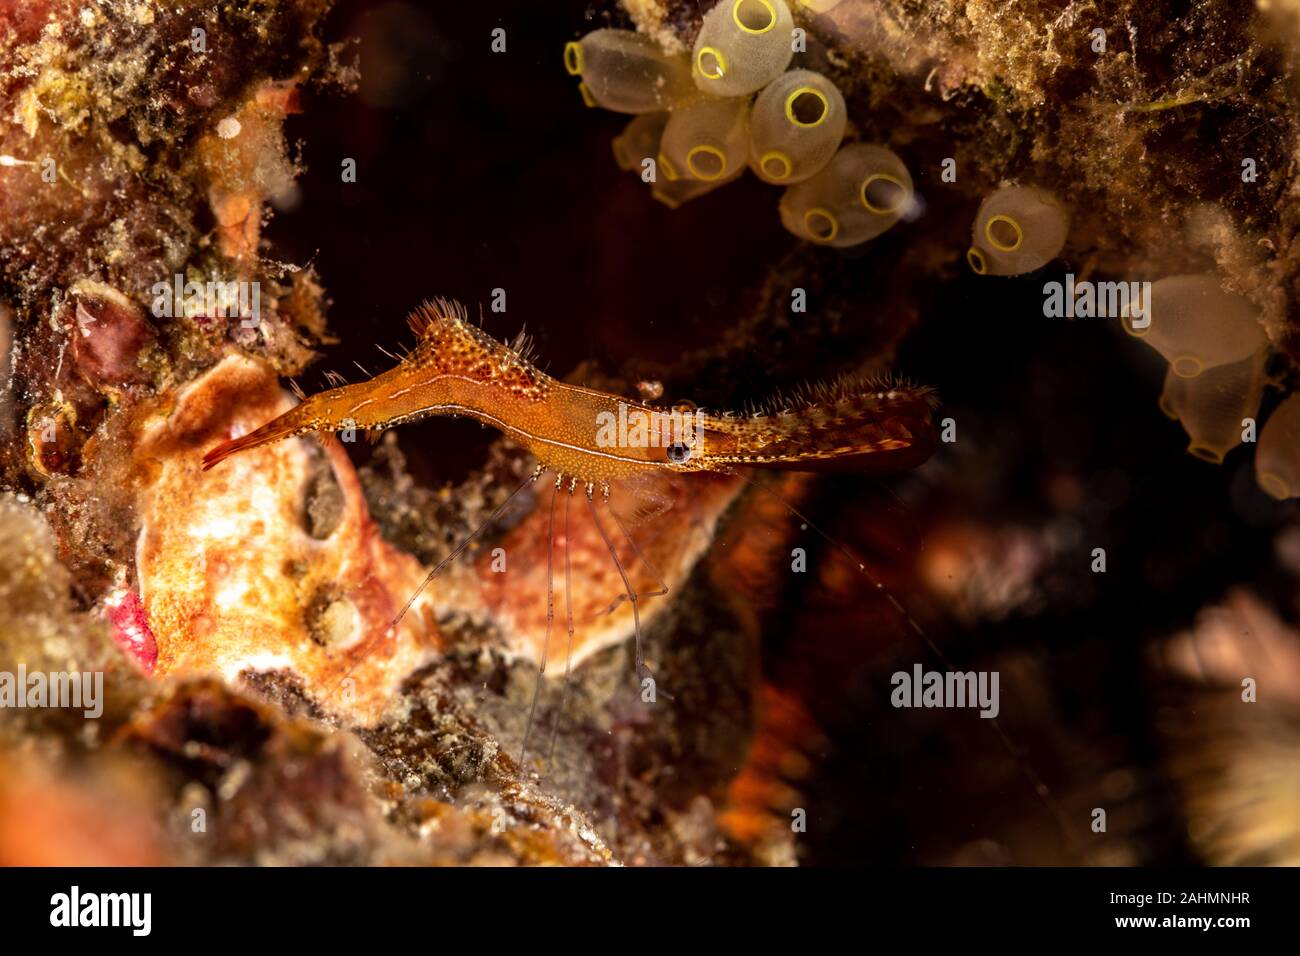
[202,299,937,767]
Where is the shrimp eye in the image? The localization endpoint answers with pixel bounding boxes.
[667,442,692,464]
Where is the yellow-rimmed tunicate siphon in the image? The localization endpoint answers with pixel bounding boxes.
[799,0,844,10]
[777,143,913,247]
[613,112,670,173]
[1257,393,1300,499]
[966,185,1068,276]
[1123,274,1268,378]
[564,29,694,114]
[748,69,846,184]
[1161,349,1266,464]
[693,0,795,97]
[659,95,750,185]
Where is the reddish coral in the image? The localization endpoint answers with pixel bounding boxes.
[130,355,440,724]
[104,587,158,675]
[68,282,156,389]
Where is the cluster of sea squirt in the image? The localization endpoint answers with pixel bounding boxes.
[565,0,917,246]
[567,2,1294,501]
[565,2,1073,263]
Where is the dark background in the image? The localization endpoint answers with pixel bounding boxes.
[268,0,1298,864]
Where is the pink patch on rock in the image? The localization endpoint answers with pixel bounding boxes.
[104,589,158,675]
[69,289,155,388]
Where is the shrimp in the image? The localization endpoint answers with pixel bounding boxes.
[202,299,936,479]
[203,298,937,766]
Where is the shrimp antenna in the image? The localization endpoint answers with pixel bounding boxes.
[732,469,1070,837]
[391,467,542,630]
